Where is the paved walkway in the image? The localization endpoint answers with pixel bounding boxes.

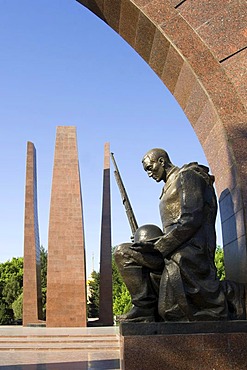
[0,326,120,370]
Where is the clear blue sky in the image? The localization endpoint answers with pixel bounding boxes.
[0,0,222,274]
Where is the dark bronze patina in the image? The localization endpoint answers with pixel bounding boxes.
[114,148,246,322]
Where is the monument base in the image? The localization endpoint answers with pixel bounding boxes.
[120,321,247,370]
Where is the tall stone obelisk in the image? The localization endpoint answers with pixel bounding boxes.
[23,142,42,326]
[46,126,87,327]
[99,142,113,325]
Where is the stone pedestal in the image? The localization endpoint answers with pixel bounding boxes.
[46,126,87,327]
[120,322,247,370]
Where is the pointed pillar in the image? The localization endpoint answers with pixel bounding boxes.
[23,142,42,326]
[46,126,87,327]
[99,142,113,325]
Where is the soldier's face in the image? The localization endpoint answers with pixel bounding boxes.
[143,157,165,182]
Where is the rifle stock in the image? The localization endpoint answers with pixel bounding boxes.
[111,153,138,238]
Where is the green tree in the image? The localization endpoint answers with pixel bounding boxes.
[0,257,23,290]
[113,283,132,315]
[2,275,22,306]
[0,247,48,324]
[112,254,123,298]
[215,246,225,280]
[87,270,100,318]
[0,257,23,324]
[87,251,132,318]
[0,302,13,324]
[12,292,23,320]
[112,250,131,316]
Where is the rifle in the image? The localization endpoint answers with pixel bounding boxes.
[110,152,138,239]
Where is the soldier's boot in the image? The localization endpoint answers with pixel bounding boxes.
[116,266,157,323]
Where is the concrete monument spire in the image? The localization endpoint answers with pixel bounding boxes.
[99,142,113,326]
[23,142,42,326]
[46,126,87,327]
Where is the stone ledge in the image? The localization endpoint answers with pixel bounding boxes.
[120,322,247,370]
[120,320,247,336]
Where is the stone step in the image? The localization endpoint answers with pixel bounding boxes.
[0,334,120,351]
[0,335,118,341]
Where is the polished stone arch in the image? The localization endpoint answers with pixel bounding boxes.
[76,0,247,282]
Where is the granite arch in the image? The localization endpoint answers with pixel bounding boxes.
[77,0,247,282]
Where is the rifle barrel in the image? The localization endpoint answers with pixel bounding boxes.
[111,153,138,237]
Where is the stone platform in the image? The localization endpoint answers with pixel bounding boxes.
[0,326,120,369]
[120,321,247,370]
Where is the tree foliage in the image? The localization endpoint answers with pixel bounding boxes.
[0,302,13,325]
[87,251,132,318]
[112,254,131,316]
[0,257,23,324]
[113,283,132,315]
[214,245,225,280]
[87,270,100,318]
[12,292,23,320]
[0,246,48,324]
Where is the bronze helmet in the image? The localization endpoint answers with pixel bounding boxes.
[134,224,163,243]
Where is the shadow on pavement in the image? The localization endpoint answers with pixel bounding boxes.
[0,359,120,370]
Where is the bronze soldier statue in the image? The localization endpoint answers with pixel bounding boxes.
[114,148,230,322]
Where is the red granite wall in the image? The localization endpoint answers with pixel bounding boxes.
[99,142,113,326]
[122,332,247,370]
[77,0,247,283]
[46,126,87,327]
[23,142,42,326]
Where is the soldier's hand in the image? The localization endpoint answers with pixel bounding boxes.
[130,241,154,253]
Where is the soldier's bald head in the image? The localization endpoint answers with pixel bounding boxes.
[142,148,171,165]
